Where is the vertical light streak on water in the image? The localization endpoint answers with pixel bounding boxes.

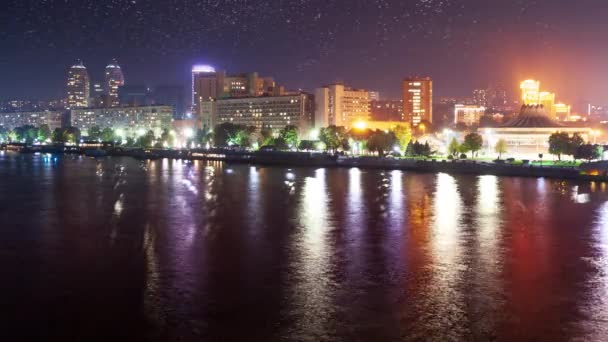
[390,170,403,219]
[347,167,364,237]
[289,168,333,339]
[472,175,504,336]
[477,175,501,268]
[428,172,466,339]
[247,166,261,228]
[143,223,162,325]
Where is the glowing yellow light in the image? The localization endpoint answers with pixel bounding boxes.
[309,129,319,140]
[520,79,540,105]
[353,121,367,130]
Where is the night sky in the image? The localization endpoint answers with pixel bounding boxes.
[2,0,607,108]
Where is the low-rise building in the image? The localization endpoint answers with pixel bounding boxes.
[70,105,173,136]
[482,105,591,158]
[0,110,64,130]
[454,104,486,126]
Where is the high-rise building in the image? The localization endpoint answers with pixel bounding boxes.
[192,65,223,120]
[520,79,540,105]
[66,61,90,109]
[539,92,556,119]
[314,83,371,128]
[402,77,432,126]
[454,104,486,126]
[105,60,125,107]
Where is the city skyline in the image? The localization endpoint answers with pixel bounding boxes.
[2,0,608,107]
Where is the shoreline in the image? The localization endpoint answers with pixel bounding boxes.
[2,144,607,182]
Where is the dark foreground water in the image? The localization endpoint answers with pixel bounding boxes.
[2,151,608,341]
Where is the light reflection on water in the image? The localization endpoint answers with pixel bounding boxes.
[286,168,333,339]
[3,153,608,340]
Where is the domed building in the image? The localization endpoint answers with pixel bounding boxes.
[482,104,592,158]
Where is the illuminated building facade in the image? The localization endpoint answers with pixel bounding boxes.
[403,77,432,126]
[192,65,222,121]
[105,60,125,107]
[483,105,590,158]
[192,65,283,123]
[223,73,281,98]
[70,105,173,136]
[314,83,371,128]
[200,100,216,130]
[215,93,313,131]
[454,104,486,126]
[520,79,540,105]
[539,92,556,119]
[66,62,90,109]
[554,103,571,121]
[0,110,64,130]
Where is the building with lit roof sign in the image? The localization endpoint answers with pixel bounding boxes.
[66,61,90,109]
[520,79,540,105]
[402,77,432,126]
[105,60,125,107]
[314,83,371,129]
[454,104,485,126]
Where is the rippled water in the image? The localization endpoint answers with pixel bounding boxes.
[2,151,608,340]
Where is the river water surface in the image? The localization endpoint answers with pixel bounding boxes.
[1,151,608,340]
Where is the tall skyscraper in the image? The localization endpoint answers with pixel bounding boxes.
[66,61,90,109]
[520,79,540,105]
[402,77,432,126]
[314,83,371,128]
[105,59,125,107]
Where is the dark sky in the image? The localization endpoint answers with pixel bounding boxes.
[2,0,607,109]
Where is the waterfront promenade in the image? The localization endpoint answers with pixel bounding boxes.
[3,142,608,182]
